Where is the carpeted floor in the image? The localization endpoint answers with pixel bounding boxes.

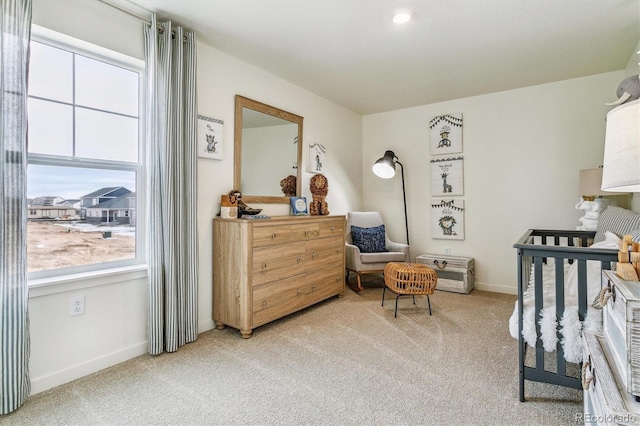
[2,275,582,425]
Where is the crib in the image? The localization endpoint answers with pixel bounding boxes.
[513,229,619,402]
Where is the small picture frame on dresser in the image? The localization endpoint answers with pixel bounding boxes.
[290,197,308,215]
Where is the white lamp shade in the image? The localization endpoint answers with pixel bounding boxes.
[601,99,640,192]
[579,168,612,197]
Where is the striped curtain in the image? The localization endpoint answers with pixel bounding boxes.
[0,0,31,415]
[145,14,199,355]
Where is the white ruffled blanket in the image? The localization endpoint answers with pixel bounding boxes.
[508,232,619,363]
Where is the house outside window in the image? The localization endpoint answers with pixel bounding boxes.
[26,28,145,278]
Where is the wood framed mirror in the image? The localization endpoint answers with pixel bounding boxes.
[234,95,303,203]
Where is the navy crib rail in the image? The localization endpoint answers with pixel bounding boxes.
[513,229,618,402]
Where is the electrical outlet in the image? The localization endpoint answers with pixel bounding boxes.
[445,247,451,255]
[70,295,85,316]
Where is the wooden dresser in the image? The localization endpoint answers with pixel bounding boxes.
[213,215,345,338]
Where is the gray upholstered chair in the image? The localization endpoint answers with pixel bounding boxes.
[345,212,410,291]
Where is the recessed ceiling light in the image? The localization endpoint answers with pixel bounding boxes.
[393,8,412,24]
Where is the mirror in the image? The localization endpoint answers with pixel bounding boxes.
[234,95,303,203]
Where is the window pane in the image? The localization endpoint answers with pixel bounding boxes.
[75,55,139,116]
[75,108,138,162]
[28,41,73,102]
[27,164,136,273]
[27,98,73,156]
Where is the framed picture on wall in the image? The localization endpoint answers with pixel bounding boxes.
[197,115,224,160]
[308,142,326,173]
[431,199,465,240]
[429,113,463,155]
[430,156,464,196]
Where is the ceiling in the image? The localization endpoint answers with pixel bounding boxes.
[118,0,639,115]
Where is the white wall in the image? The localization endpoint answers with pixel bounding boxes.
[362,71,625,294]
[29,0,363,394]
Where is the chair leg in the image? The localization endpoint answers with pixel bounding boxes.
[382,287,386,306]
[356,272,363,291]
[427,295,432,315]
[412,295,416,305]
[345,269,349,281]
[395,294,401,318]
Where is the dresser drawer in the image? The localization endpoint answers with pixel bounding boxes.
[602,270,640,398]
[582,331,640,425]
[252,242,306,286]
[305,235,344,270]
[253,224,292,247]
[305,265,344,300]
[252,275,307,326]
[318,219,344,237]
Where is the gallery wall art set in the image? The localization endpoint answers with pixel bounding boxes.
[429,113,465,240]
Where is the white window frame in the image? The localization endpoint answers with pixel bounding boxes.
[27,25,147,286]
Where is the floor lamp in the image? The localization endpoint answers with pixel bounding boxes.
[372,150,409,245]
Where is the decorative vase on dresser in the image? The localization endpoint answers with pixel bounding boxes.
[213,215,346,338]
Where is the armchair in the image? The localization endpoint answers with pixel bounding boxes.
[345,212,410,291]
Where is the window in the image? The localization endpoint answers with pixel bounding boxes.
[27,30,145,278]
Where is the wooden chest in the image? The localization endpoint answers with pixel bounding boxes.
[602,270,640,401]
[213,215,345,338]
[415,253,474,294]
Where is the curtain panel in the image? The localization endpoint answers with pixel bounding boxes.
[145,14,199,355]
[0,0,31,415]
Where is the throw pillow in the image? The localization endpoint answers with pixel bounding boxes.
[594,206,640,243]
[351,225,388,253]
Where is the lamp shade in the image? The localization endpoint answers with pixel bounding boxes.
[372,150,397,179]
[601,99,640,192]
[579,168,612,197]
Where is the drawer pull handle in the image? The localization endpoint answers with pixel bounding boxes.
[331,226,335,231]
[297,290,302,295]
[312,253,317,259]
[337,248,342,253]
[335,276,341,282]
[297,256,302,262]
[311,285,316,290]
[262,301,267,307]
[433,260,447,269]
[262,263,267,269]
[581,361,595,390]
[271,233,276,239]
[596,282,615,308]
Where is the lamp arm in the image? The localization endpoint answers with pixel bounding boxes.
[395,159,410,245]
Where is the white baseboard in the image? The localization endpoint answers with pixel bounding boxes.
[475,282,517,295]
[30,341,148,395]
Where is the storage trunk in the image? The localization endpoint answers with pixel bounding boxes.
[415,254,474,294]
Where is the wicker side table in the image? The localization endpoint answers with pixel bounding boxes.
[382,262,438,317]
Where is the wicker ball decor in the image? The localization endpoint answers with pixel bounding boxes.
[383,263,438,295]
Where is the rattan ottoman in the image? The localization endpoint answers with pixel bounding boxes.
[382,262,438,317]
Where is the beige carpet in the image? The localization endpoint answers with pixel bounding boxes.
[2,275,582,425]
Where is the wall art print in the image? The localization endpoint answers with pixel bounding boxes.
[430,156,464,196]
[308,142,326,173]
[431,199,465,240]
[429,113,463,155]
[197,115,224,160]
